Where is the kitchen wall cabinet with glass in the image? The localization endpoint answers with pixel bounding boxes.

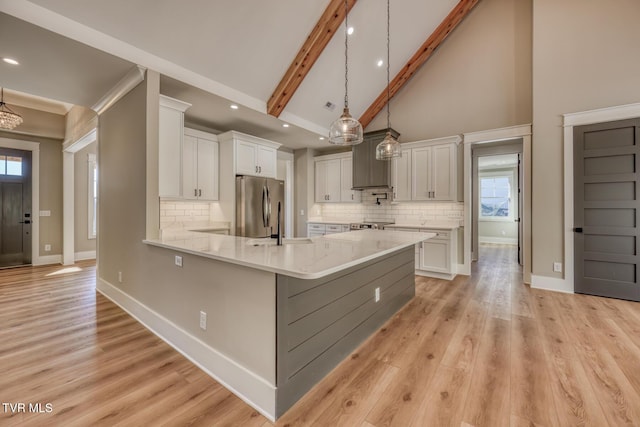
[314,152,360,203]
[391,135,461,202]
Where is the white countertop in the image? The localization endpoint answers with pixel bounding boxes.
[144,229,434,280]
[384,221,462,230]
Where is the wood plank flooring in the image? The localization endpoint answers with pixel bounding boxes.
[1,245,639,426]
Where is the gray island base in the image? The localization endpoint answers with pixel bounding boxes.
[132,230,432,420]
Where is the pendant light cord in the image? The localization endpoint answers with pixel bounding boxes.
[386,0,391,129]
[344,0,349,109]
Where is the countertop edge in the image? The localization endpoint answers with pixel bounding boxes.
[143,233,432,280]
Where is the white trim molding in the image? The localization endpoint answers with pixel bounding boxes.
[92,65,146,115]
[97,278,277,422]
[462,124,532,283]
[74,250,96,261]
[561,101,640,295]
[531,274,574,294]
[33,254,62,266]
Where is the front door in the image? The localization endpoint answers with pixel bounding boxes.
[0,148,32,268]
[574,118,639,301]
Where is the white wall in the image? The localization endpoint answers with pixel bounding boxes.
[532,0,640,279]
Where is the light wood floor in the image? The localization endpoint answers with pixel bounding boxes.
[1,246,640,426]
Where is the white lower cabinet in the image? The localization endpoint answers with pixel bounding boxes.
[307,222,351,237]
[386,226,457,279]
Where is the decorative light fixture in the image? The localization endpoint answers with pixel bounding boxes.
[376,0,401,160]
[0,88,23,131]
[329,0,363,146]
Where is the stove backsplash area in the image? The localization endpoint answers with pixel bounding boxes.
[315,192,463,223]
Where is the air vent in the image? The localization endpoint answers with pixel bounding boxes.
[324,101,336,112]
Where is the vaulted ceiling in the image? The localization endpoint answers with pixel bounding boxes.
[0,0,478,149]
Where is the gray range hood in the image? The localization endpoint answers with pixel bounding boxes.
[352,128,400,190]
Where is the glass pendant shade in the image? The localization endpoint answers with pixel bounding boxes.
[376,131,401,160]
[0,89,23,131]
[329,107,363,145]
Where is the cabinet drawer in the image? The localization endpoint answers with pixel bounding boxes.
[307,223,326,232]
[420,229,450,241]
[325,224,343,233]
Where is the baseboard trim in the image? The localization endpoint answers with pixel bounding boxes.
[33,254,62,266]
[96,278,277,421]
[531,274,573,294]
[74,250,96,261]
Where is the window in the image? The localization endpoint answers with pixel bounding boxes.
[479,171,515,220]
[0,155,23,176]
[88,154,97,239]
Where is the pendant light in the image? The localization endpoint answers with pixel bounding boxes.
[0,88,23,131]
[376,0,400,160]
[329,0,363,145]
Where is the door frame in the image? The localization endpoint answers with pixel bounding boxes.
[562,102,640,294]
[0,137,40,265]
[463,124,532,283]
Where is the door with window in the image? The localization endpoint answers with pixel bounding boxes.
[574,118,639,301]
[0,148,32,267]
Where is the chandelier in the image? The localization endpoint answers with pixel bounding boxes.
[329,0,363,145]
[0,88,23,130]
[376,0,401,160]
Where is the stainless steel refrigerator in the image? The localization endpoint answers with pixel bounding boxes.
[236,175,285,238]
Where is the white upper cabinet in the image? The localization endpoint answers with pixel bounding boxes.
[391,148,412,201]
[182,128,219,201]
[218,131,280,178]
[391,136,460,202]
[340,156,361,202]
[159,95,191,198]
[314,152,360,203]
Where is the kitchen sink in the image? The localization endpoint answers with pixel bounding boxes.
[246,237,313,246]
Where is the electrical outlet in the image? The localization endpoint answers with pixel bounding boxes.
[44,244,51,252]
[553,262,563,273]
[375,287,380,303]
[118,271,123,283]
[175,255,183,267]
[199,311,207,330]
[300,209,305,216]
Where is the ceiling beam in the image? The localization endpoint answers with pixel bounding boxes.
[359,0,481,129]
[267,0,357,118]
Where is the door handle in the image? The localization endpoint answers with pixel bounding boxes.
[194,189,198,197]
[574,227,583,233]
[262,186,269,227]
[199,189,202,197]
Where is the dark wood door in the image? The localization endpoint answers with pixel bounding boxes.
[574,118,640,301]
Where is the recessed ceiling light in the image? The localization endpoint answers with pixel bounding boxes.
[377,59,384,67]
[2,58,19,65]
[347,26,354,35]
[282,123,290,128]
[230,104,239,110]
[319,137,325,141]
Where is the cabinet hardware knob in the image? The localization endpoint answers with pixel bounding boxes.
[194,189,197,196]
[199,189,202,197]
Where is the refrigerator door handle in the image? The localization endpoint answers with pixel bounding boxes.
[262,186,269,227]
[266,186,272,226]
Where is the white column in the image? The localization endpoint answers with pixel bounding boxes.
[62,151,75,265]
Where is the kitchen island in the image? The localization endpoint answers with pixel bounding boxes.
[107,230,432,419]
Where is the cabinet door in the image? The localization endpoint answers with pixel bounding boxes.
[315,160,328,203]
[340,157,360,202]
[181,134,198,200]
[391,148,411,201]
[159,105,183,197]
[431,144,455,201]
[325,159,341,202]
[257,145,277,178]
[412,147,431,201]
[236,140,257,175]
[197,139,218,201]
[419,239,450,273]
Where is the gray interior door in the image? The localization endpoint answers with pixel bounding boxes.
[517,153,523,265]
[574,118,640,301]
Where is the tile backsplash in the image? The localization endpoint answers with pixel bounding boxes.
[315,191,463,223]
[160,200,216,229]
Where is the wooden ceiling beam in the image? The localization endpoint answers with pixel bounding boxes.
[267,0,357,118]
[359,0,480,129]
